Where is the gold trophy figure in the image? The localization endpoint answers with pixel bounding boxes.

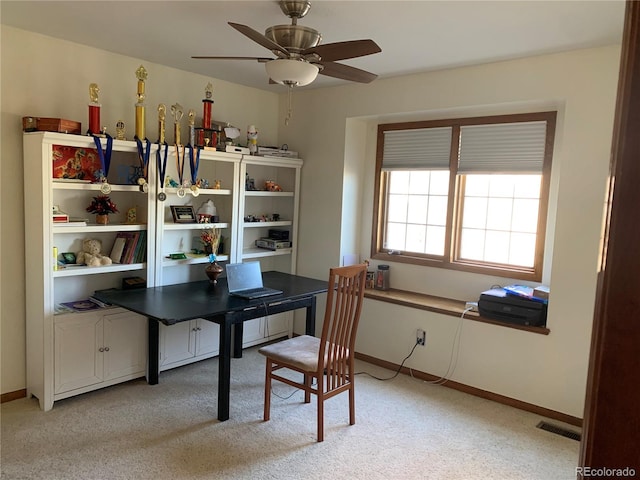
[115,120,126,141]
[188,109,196,147]
[171,103,184,146]
[158,104,166,144]
[88,83,101,135]
[135,65,147,139]
[171,103,186,198]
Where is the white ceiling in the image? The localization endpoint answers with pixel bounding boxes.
[1,1,626,92]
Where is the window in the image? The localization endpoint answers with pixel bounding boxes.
[373,112,556,281]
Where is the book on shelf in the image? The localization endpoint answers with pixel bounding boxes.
[88,296,111,308]
[132,230,147,263]
[123,232,141,264]
[109,236,127,263]
[110,232,141,264]
[59,300,101,312]
[54,220,88,227]
[54,304,75,315]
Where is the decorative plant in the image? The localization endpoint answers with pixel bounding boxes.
[201,228,221,257]
[86,195,118,215]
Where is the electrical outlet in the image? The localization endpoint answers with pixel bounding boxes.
[416,329,426,346]
[465,301,479,312]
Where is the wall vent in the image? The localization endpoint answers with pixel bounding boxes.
[536,421,582,441]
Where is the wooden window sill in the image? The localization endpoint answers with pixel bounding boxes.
[364,288,550,335]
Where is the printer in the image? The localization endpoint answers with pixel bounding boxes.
[478,287,547,327]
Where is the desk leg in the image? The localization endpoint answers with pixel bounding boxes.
[218,313,233,421]
[148,319,159,385]
[233,322,244,359]
[305,295,317,336]
[302,297,318,388]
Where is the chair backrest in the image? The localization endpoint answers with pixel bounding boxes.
[317,264,367,389]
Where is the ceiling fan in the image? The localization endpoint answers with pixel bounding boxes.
[192,0,382,88]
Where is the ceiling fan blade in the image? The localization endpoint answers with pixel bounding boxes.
[228,22,289,56]
[319,61,378,83]
[192,56,273,63]
[303,39,381,62]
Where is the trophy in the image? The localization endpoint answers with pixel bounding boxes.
[115,120,126,141]
[171,103,187,198]
[197,82,217,149]
[156,104,168,201]
[158,104,166,144]
[188,109,196,147]
[247,125,258,155]
[171,103,183,146]
[135,65,147,140]
[88,83,101,135]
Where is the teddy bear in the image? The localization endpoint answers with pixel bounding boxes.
[76,238,112,267]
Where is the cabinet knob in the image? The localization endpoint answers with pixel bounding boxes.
[99,347,104,352]
[104,346,110,352]
[196,327,202,331]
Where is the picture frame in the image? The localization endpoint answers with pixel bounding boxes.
[170,205,197,223]
[61,252,77,264]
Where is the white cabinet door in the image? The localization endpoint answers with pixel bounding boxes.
[264,312,292,339]
[159,321,196,367]
[242,318,264,344]
[54,313,104,394]
[194,319,220,357]
[103,311,147,381]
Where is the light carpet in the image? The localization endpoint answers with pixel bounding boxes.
[1,346,580,480]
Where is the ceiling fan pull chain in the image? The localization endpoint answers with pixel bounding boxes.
[285,85,294,126]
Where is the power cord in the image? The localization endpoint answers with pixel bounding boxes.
[355,306,472,384]
[355,339,420,381]
[261,300,270,338]
[419,306,471,385]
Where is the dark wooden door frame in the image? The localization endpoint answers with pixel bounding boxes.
[579,0,640,475]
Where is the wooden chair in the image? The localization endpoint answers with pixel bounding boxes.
[258,264,368,442]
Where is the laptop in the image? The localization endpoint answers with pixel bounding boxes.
[226,262,283,299]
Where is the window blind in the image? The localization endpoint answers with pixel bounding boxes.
[458,121,548,174]
[382,127,452,170]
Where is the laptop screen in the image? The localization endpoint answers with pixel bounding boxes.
[226,262,263,293]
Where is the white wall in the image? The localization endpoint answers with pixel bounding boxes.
[282,46,620,418]
[0,26,280,394]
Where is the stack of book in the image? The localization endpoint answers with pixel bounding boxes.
[109,231,147,264]
[56,296,111,313]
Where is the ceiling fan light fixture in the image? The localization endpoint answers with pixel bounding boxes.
[265,59,319,87]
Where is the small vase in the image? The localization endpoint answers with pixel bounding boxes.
[205,261,224,284]
[96,214,109,225]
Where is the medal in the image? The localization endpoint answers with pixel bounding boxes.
[175,144,187,198]
[93,134,113,193]
[156,141,168,201]
[188,144,201,197]
[135,136,151,193]
[100,178,112,194]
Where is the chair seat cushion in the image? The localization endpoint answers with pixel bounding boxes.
[259,335,321,372]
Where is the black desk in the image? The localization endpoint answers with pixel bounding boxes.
[93,271,328,421]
